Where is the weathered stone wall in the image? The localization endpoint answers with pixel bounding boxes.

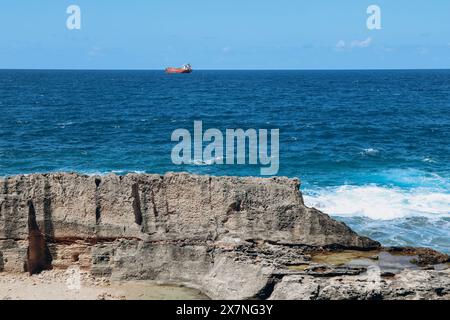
[0,172,376,247]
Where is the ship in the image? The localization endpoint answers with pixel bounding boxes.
[165,63,192,74]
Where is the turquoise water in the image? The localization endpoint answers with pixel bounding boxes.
[0,70,449,252]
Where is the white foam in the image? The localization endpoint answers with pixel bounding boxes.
[57,121,74,128]
[303,185,450,220]
[190,156,223,166]
[360,148,380,156]
[82,170,146,176]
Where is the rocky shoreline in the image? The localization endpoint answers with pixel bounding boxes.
[0,172,448,300]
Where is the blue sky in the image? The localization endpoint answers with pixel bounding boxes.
[1,0,449,69]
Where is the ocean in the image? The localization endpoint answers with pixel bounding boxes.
[0,70,449,253]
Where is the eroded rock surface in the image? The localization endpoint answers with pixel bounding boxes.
[269,268,450,300]
[0,172,448,300]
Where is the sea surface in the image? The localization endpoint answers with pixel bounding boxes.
[0,70,449,253]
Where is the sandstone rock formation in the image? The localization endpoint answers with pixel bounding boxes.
[0,172,448,300]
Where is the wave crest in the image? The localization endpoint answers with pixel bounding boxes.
[304,185,450,220]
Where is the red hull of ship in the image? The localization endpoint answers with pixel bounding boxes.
[165,67,192,74]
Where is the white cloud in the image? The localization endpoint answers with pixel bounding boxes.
[335,40,346,50]
[417,47,429,55]
[88,46,104,57]
[335,37,372,51]
[350,37,372,48]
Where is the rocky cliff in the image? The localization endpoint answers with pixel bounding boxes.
[0,173,448,300]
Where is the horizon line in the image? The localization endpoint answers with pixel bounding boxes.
[1,67,450,71]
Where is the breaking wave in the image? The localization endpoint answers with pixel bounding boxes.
[360,148,380,156]
[303,185,450,220]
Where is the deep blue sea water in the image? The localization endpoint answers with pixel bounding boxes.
[0,70,449,253]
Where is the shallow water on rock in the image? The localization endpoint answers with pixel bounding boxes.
[108,281,209,300]
[307,250,447,274]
